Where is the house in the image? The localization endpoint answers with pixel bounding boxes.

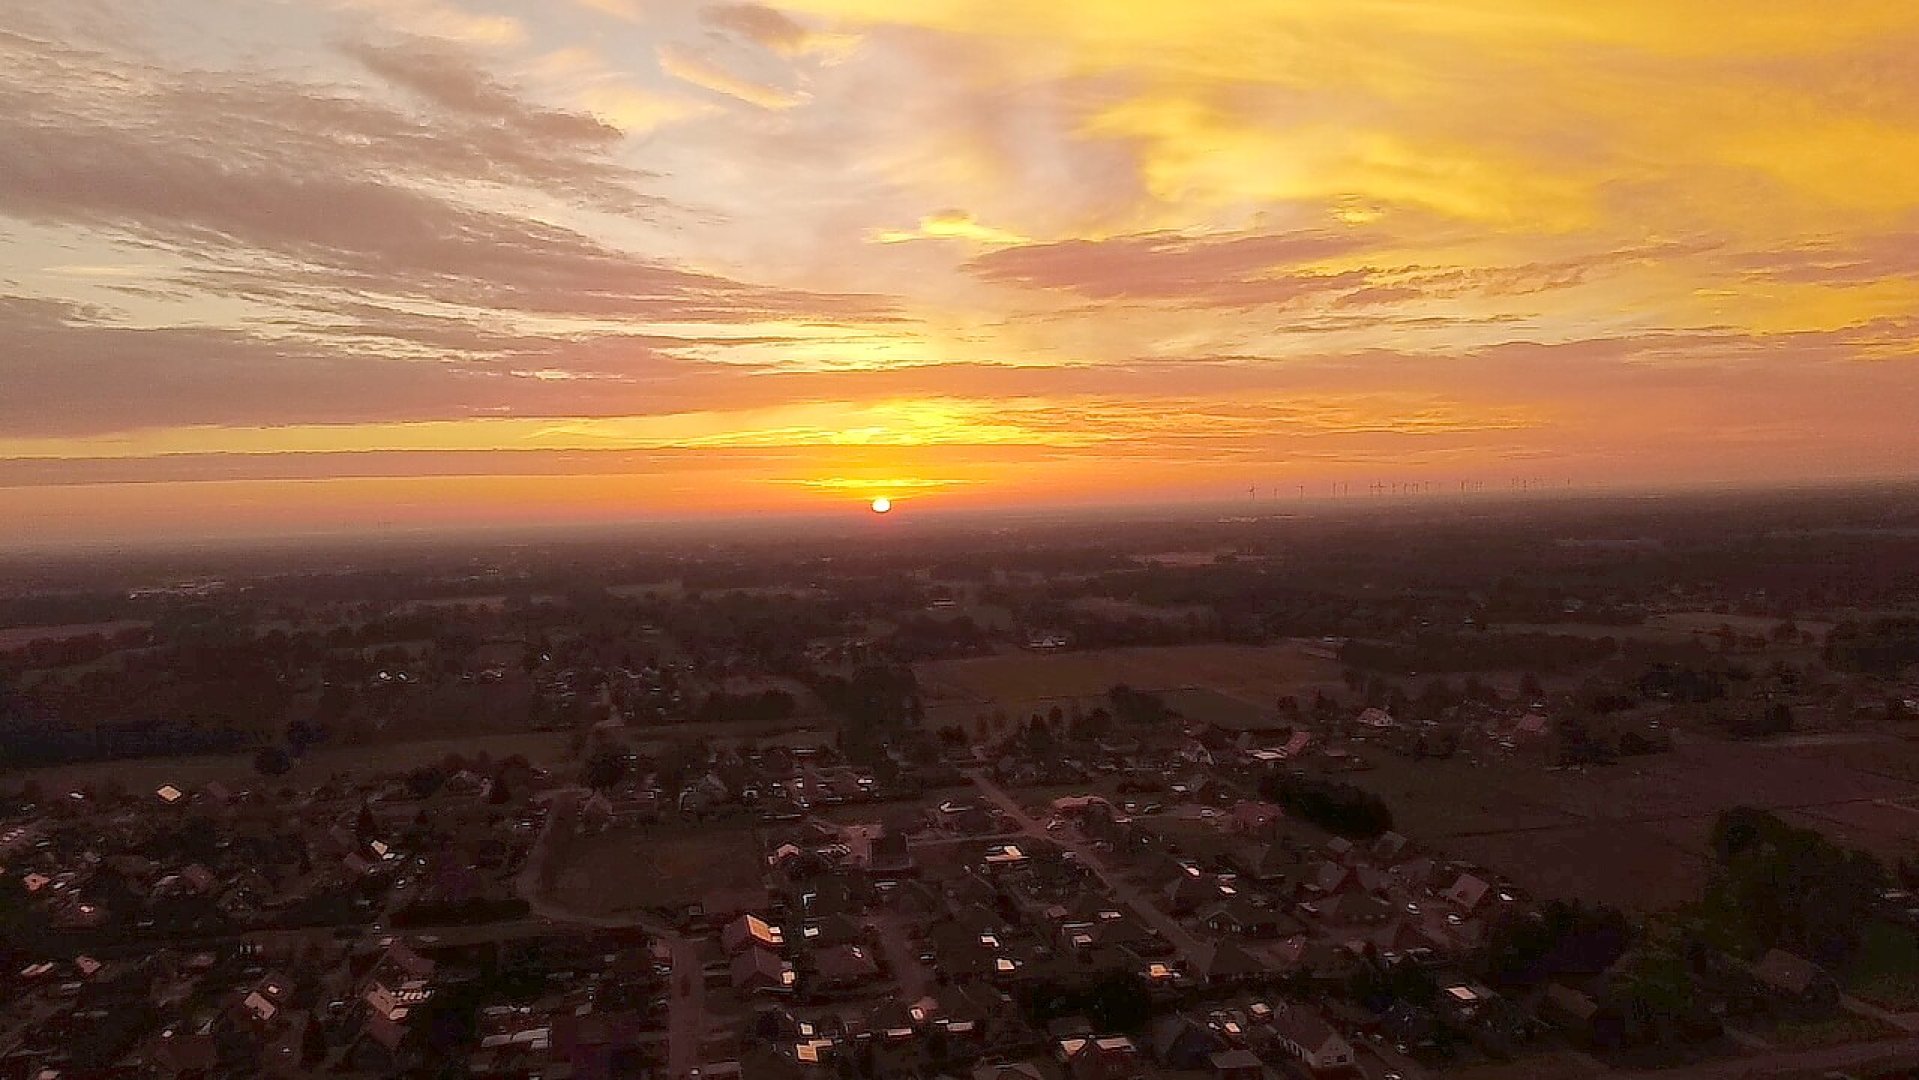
[732,948,797,994]
[149,1017,220,1076]
[722,914,785,954]
[1752,949,1841,1013]
[1237,843,1303,887]
[1444,873,1492,914]
[811,944,879,993]
[1370,832,1413,865]
[795,914,865,949]
[1059,1035,1146,1080]
[1178,740,1216,768]
[1202,900,1299,939]
[1150,1014,1225,1069]
[1311,893,1393,927]
[1197,940,1268,985]
[1356,708,1398,732]
[1209,1048,1263,1080]
[1266,1000,1356,1076]
[1276,730,1314,760]
[1307,861,1381,898]
[1227,802,1285,835]
[1164,873,1219,916]
[1543,982,1626,1050]
[869,830,913,874]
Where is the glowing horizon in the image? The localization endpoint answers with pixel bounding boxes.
[4,1,1919,545]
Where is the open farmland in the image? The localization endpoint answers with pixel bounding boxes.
[1359,733,1919,911]
[0,620,150,650]
[544,823,764,916]
[916,642,1343,708]
[0,730,574,795]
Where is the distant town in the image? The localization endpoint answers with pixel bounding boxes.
[6,490,1919,1079]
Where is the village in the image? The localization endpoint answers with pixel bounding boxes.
[6,668,1918,1080]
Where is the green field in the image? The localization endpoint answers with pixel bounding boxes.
[1,730,575,794]
[1847,922,1919,1009]
[544,823,765,915]
[1352,734,1919,912]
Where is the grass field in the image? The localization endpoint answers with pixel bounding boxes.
[1847,922,1919,1010]
[1768,1012,1896,1050]
[1,730,575,794]
[915,642,1343,708]
[545,824,764,916]
[1496,610,1833,648]
[1354,734,1919,912]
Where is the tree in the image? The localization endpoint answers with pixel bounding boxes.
[253,745,293,777]
[1257,773,1393,839]
[405,764,447,798]
[300,1018,329,1065]
[1614,944,1696,1044]
[1485,901,1631,987]
[583,744,631,791]
[1703,806,1887,963]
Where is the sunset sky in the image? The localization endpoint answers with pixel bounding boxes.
[4,0,1919,544]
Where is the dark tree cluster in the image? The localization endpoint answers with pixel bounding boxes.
[1702,807,1888,965]
[1341,632,1621,675]
[1485,900,1632,987]
[1257,773,1394,839]
[1825,618,1919,678]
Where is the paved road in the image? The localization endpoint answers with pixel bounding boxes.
[667,937,707,1079]
[870,912,930,1002]
[1613,1036,1919,1079]
[514,785,706,1077]
[970,772,1211,969]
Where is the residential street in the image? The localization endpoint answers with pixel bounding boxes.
[514,785,708,1078]
[970,772,1211,968]
[1614,1036,1919,1079]
[870,911,931,1001]
[667,937,707,1080]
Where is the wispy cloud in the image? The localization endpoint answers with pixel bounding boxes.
[657,43,807,109]
[6,0,1919,540]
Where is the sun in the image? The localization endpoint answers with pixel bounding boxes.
[870,497,892,514]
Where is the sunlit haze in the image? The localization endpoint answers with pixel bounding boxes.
[5,1,1919,547]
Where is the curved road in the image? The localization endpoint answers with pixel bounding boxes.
[516,786,706,1078]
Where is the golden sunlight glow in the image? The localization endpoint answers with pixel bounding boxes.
[4,0,1919,546]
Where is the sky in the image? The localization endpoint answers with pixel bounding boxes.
[4,0,1919,545]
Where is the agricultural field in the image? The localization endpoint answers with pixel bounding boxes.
[1648,610,1835,642]
[543,823,764,916]
[1495,610,1833,650]
[915,642,1343,709]
[0,620,150,650]
[1355,733,1919,912]
[0,730,574,795]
